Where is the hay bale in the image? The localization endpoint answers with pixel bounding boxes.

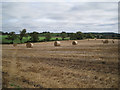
[72,41,78,45]
[112,40,114,43]
[13,43,17,47]
[26,43,33,48]
[54,41,60,46]
[103,40,109,44]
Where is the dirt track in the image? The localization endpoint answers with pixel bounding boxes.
[2,39,118,88]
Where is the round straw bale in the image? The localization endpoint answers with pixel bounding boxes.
[72,41,78,45]
[26,42,33,48]
[54,41,60,46]
[13,43,17,47]
[112,40,114,43]
[103,40,109,44]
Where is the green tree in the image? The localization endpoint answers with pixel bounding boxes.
[61,31,67,40]
[6,32,17,43]
[19,29,27,43]
[86,33,94,39]
[70,31,84,40]
[30,32,39,42]
[70,33,77,40]
[76,31,84,40]
[45,33,51,41]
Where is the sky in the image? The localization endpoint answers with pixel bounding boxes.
[2,2,118,33]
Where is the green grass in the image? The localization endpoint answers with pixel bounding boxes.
[51,37,70,40]
[1,35,70,44]
[0,35,12,43]
[39,37,46,40]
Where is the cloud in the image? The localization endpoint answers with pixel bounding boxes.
[1,0,119,2]
[0,3,2,30]
[2,2,118,33]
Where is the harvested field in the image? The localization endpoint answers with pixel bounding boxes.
[2,39,119,88]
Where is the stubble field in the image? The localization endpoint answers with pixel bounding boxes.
[2,39,119,88]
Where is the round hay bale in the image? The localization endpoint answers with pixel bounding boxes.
[72,41,78,45]
[13,43,17,47]
[54,41,60,46]
[103,40,109,44]
[26,43,33,48]
[112,40,114,43]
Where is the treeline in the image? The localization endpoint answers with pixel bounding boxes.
[0,29,120,44]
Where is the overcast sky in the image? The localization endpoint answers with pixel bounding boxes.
[2,2,118,33]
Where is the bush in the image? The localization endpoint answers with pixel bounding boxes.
[45,33,52,41]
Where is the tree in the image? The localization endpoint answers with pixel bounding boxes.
[5,32,9,35]
[6,32,17,43]
[70,33,77,40]
[76,31,84,40]
[86,33,94,39]
[70,31,84,40]
[0,31,9,35]
[0,31,2,35]
[45,33,51,41]
[30,32,39,42]
[56,38,59,41]
[19,29,27,43]
[61,31,67,40]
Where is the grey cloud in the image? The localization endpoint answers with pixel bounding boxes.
[2,2,118,33]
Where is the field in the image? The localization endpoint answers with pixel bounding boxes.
[2,39,118,88]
